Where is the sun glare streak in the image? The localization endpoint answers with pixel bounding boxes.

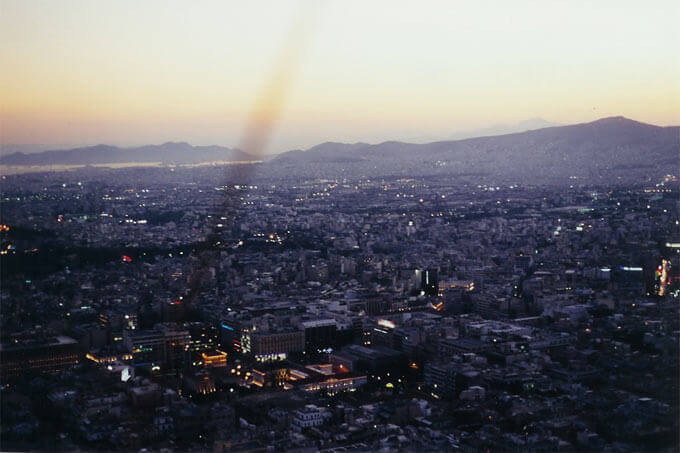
[238,2,321,159]
[185,2,322,304]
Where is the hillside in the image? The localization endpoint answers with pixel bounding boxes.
[0,142,255,166]
[271,117,679,182]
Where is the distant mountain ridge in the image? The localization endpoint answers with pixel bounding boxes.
[270,116,679,181]
[0,142,255,166]
[2,117,677,183]
[446,118,561,140]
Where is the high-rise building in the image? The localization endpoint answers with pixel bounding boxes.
[187,322,219,353]
[301,319,337,354]
[124,323,190,372]
[424,362,457,399]
[422,268,439,296]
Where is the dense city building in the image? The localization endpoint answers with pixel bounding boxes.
[0,162,678,451]
[0,335,79,381]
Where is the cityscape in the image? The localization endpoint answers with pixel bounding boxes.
[1,1,679,452]
[0,158,678,450]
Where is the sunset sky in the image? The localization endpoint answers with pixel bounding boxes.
[1,0,678,153]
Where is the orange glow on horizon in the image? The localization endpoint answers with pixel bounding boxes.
[1,1,677,152]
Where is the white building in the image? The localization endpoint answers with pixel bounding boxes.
[291,405,326,432]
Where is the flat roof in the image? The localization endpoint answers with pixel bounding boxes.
[0,335,77,352]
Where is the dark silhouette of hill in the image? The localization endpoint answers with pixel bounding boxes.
[3,117,677,183]
[0,142,255,165]
[271,117,679,181]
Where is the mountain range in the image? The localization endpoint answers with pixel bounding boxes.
[0,142,254,166]
[272,116,678,181]
[446,118,561,141]
[2,117,677,183]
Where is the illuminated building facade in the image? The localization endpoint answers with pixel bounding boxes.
[187,322,219,352]
[183,371,217,395]
[301,375,367,394]
[219,319,244,353]
[422,268,439,296]
[439,280,475,293]
[98,311,137,330]
[371,319,399,350]
[123,324,190,371]
[253,330,304,355]
[655,258,672,296]
[241,328,305,357]
[0,336,79,381]
[85,351,133,364]
[200,349,227,368]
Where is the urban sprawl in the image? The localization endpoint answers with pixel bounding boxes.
[1,165,678,451]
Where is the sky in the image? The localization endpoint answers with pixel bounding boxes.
[1,0,679,154]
